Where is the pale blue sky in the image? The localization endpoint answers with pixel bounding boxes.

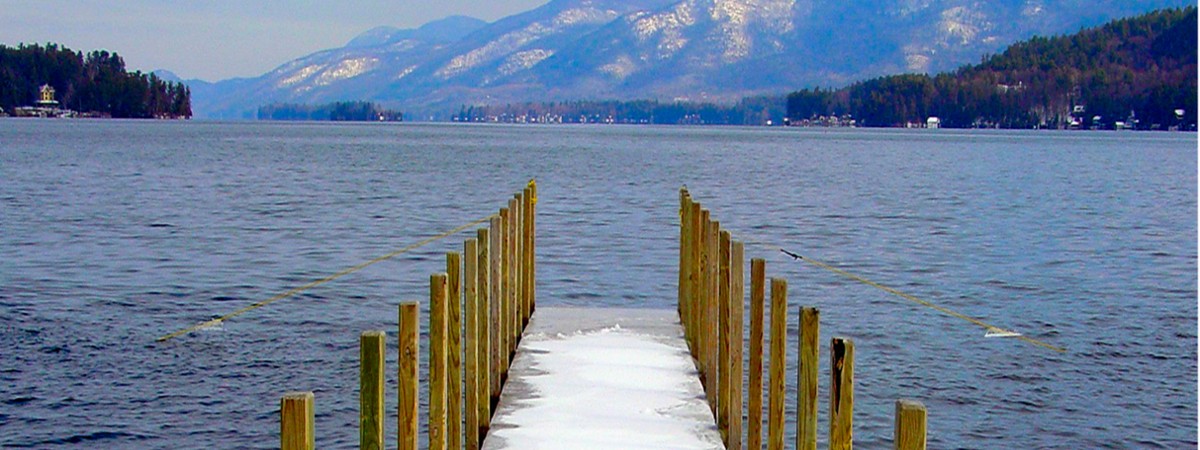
[0,1,548,82]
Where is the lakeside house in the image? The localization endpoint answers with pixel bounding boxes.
[13,84,77,118]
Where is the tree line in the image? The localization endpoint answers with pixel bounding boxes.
[452,96,785,125]
[257,101,403,121]
[0,43,191,118]
[787,8,1197,130]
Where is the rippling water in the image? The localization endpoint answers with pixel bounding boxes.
[1,121,1195,449]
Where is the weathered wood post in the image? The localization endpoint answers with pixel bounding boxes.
[475,229,492,442]
[894,400,927,450]
[398,302,419,450]
[281,392,314,450]
[464,241,479,450]
[508,196,520,353]
[748,258,765,450]
[528,181,536,315]
[768,278,787,450]
[447,253,463,450]
[705,216,720,414]
[729,240,745,450]
[718,229,732,442]
[360,330,385,450]
[697,208,712,386]
[488,216,503,406]
[497,207,510,381]
[522,186,534,327]
[679,188,690,337]
[798,307,820,450]
[430,273,449,450]
[830,337,855,450]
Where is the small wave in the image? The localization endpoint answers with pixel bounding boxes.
[10,431,153,447]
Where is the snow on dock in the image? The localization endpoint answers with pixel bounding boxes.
[482,307,722,450]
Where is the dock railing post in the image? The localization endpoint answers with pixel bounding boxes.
[830,337,855,450]
[398,302,419,450]
[447,253,463,450]
[730,240,745,450]
[768,278,787,450]
[679,188,690,337]
[748,258,765,450]
[528,182,536,315]
[894,400,927,450]
[281,392,314,450]
[475,229,492,441]
[705,216,719,415]
[798,307,820,450]
[508,196,520,356]
[360,330,385,450]
[522,186,534,327]
[719,230,732,442]
[430,273,449,450]
[696,209,711,395]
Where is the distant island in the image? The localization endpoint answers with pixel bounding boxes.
[0,43,191,119]
[786,7,1197,130]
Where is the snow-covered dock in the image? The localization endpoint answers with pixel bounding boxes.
[482,307,722,450]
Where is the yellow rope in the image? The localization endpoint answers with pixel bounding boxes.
[733,234,1066,353]
[156,214,495,343]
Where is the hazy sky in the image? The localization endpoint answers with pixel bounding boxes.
[0,1,549,82]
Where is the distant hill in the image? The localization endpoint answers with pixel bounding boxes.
[786,7,1197,129]
[0,43,191,118]
[190,0,1193,119]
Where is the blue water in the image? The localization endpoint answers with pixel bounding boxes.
[1,120,1195,449]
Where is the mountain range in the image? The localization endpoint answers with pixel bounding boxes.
[188,0,1192,119]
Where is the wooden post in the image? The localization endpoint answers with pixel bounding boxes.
[509,196,520,352]
[730,241,744,450]
[488,216,503,407]
[700,217,710,415]
[476,228,492,440]
[522,186,534,327]
[463,241,479,450]
[429,273,448,450]
[768,278,787,450]
[447,253,463,450]
[748,258,765,450]
[894,400,927,450]
[679,188,690,331]
[398,302,419,450]
[688,201,702,358]
[830,337,855,450]
[528,181,536,315]
[696,208,711,385]
[496,209,509,383]
[718,230,732,443]
[281,392,314,450]
[360,330,385,450]
[798,307,819,450]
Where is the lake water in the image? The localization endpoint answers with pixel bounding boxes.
[1,120,1195,449]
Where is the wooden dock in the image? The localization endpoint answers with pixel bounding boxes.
[483,307,722,449]
[276,184,930,450]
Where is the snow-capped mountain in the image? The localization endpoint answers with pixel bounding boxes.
[192,0,1191,119]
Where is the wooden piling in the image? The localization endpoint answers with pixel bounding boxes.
[447,253,463,450]
[704,216,719,414]
[529,182,536,315]
[679,188,690,333]
[475,229,492,439]
[398,302,419,450]
[696,208,711,382]
[894,400,927,450]
[491,213,505,393]
[360,330,385,450]
[688,200,701,356]
[522,187,534,326]
[508,196,520,354]
[281,392,314,450]
[729,240,745,450]
[830,337,855,450]
[463,242,479,450]
[767,278,787,450]
[718,230,732,442]
[748,258,765,450]
[798,307,819,450]
[430,273,449,450]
